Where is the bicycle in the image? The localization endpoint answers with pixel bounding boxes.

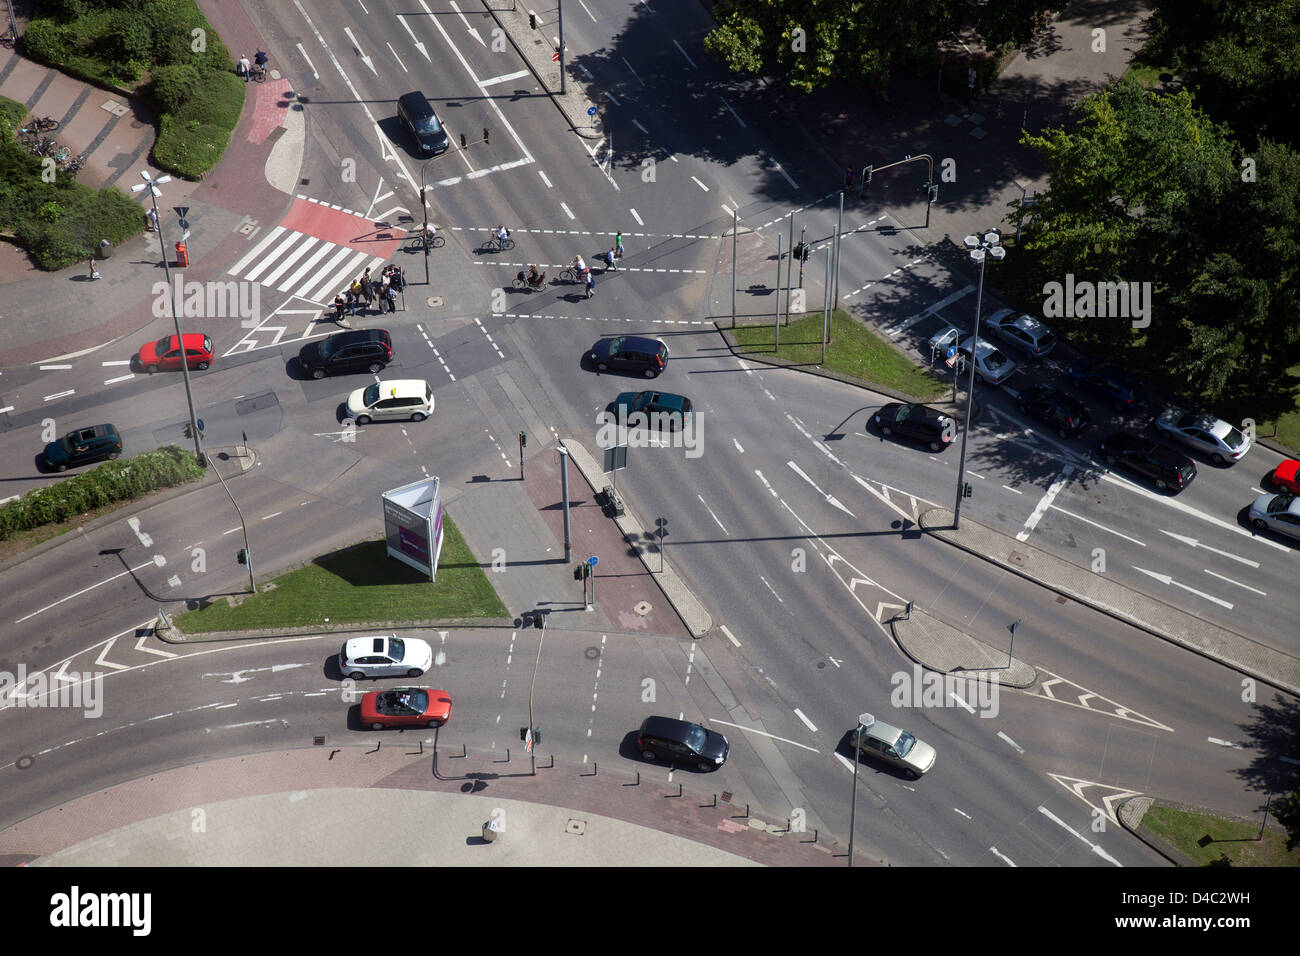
[405,230,444,253]
[1,22,16,49]
[248,64,267,83]
[559,267,580,283]
[59,153,86,175]
[513,270,546,290]
[50,145,71,164]
[484,231,514,252]
[32,137,58,157]
[27,115,58,132]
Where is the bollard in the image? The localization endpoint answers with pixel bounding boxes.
[802,828,818,845]
[702,793,717,809]
[623,772,640,787]
[175,241,189,267]
[482,819,501,843]
[665,783,682,799]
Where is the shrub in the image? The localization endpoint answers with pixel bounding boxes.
[149,62,201,113]
[21,20,72,62]
[0,446,204,542]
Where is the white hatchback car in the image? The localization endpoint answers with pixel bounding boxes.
[956,336,1018,386]
[338,635,434,679]
[345,379,433,425]
[1154,406,1250,464]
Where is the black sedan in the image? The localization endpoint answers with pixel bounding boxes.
[1016,384,1090,438]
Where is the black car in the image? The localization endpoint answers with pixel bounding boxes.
[590,335,668,377]
[1098,431,1197,492]
[871,402,955,452]
[397,91,449,155]
[1067,362,1143,410]
[298,329,392,379]
[637,716,729,771]
[43,424,122,471]
[1017,384,1090,437]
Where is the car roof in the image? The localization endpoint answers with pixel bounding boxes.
[621,335,666,351]
[897,403,950,422]
[342,635,394,657]
[399,91,433,113]
[374,379,428,397]
[958,336,1003,358]
[328,329,390,345]
[641,715,699,739]
[859,719,903,745]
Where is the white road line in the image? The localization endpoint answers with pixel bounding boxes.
[480,69,529,87]
[43,390,75,402]
[672,39,697,67]
[560,202,575,220]
[1202,569,1266,595]
[1158,530,1260,567]
[759,575,784,604]
[697,494,728,534]
[1017,465,1074,540]
[629,208,643,225]
[989,847,1017,866]
[295,42,319,79]
[768,155,798,189]
[690,175,709,191]
[104,374,134,385]
[1132,567,1233,608]
[1049,504,1146,546]
[39,364,71,370]
[101,360,132,366]
[631,118,648,134]
[709,719,819,752]
[997,731,1023,753]
[229,225,286,275]
[622,57,645,85]
[793,708,817,732]
[385,42,408,72]
[788,460,854,516]
[538,169,553,188]
[577,0,597,21]
[719,624,741,647]
[720,96,746,127]
[14,560,158,623]
[1037,805,1122,866]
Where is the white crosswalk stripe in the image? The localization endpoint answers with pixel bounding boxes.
[229,228,387,304]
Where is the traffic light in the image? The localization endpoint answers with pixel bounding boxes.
[483,127,490,145]
[520,727,528,741]
[963,482,973,499]
[460,132,467,149]
[534,728,541,744]
[792,242,810,263]
[183,422,193,438]
[574,563,591,581]
[237,548,248,565]
[529,12,536,28]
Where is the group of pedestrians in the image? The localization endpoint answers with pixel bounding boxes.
[569,234,623,298]
[333,264,404,321]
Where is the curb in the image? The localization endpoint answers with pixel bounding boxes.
[558,437,714,638]
[156,617,518,644]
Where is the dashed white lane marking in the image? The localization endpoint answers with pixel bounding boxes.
[631,118,648,134]
[475,317,505,358]
[101,360,132,366]
[492,312,710,325]
[720,96,746,128]
[43,390,75,401]
[538,169,553,188]
[997,731,1023,753]
[14,560,158,623]
[787,460,854,517]
[697,494,728,534]
[672,39,697,68]
[1202,569,1266,595]
[719,624,741,647]
[793,708,817,732]
[629,208,643,225]
[989,847,1017,866]
[261,512,282,521]
[39,364,71,370]
[104,374,134,385]
[768,154,798,189]
[475,261,707,274]
[560,202,575,220]
[759,575,784,604]
[690,175,709,192]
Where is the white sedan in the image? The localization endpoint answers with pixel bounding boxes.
[338,635,434,679]
[1154,407,1250,464]
[1248,493,1300,542]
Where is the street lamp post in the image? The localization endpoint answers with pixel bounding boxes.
[848,711,874,867]
[952,230,1004,529]
[131,171,203,466]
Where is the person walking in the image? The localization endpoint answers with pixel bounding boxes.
[602,247,617,272]
[334,292,346,320]
[359,269,373,308]
[615,232,624,259]
[384,283,399,313]
[145,207,159,232]
[237,54,251,81]
[88,255,101,280]
[345,289,357,316]
[584,268,595,298]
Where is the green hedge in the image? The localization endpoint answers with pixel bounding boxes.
[25,0,242,180]
[0,445,204,542]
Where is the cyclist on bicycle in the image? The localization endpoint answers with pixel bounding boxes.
[527,264,546,289]
[496,224,510,247]
[255,50,269,70]
[572,255,588,276]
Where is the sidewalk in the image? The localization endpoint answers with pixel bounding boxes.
[0,747,838,867]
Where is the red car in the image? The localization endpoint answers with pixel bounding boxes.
[136,333,213,372]
[360,687,452,730]
[1273,460,1300,495]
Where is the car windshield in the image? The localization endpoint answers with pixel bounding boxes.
[982,349,1009,371]
[57,436,76,453]
[1038,332,1056,349]
[415,114,442,135]
[362,383,380,407]
[893,404,916,423]
[388,637,405,660]
[155,335,174,353]
[685,725,708,752]
[1222,426,1245,449]
[320,337,340,358]
[606,337,624,355]
[895,731,916,757]
[1268,495,1296,515]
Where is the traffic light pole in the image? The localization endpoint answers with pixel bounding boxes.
[527,613,546,775]
[210,455,255,594]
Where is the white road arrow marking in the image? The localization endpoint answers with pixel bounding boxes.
[127,516,152,547]
[343,27,377,75]
[396,14,432,61]
[134,634,177,658]
[449,1,486,46]
[787,461,854,517]
[1159,530,1260,567]
[1017,465,1074,540]
[1037,805,1122,865]
[94,638,131,671]
[1132,566,1234,608]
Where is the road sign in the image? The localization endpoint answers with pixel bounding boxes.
[177,218,189,230]
[945,345,958,367]
[552,51,559,61]
[587,555,598,567]
[173,206,189,219]
[587,106,597,116]
[603,445,627,473]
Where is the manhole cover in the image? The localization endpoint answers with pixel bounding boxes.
[566,819,586,835]
[427,296,443,307]
[1008,551,1027,566]
[633,601,651,616]
[313,736,325,746]
[584,646,601,660]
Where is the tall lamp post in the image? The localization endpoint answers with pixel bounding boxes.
[848,711,874,868]
[132,171,204,465]
[952,229,1004,529]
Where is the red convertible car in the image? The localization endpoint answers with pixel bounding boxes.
[360,687,452,730]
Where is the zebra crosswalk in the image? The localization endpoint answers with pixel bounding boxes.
[228,196,405,303]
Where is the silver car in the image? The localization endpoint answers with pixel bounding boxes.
[985,309,1056,359]
[1154,406,1250,464]
[849,718,937,779]
[1248,493,1300,542]
[956,336,1017,386]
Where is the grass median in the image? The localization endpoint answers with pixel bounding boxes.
[1140,805,1299,866]
[174,514,508,633]
[730,308,948,401]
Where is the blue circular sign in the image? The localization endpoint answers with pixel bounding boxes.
[587,106,597,116]
[946,346,957,359]
[196,418,205,432]
[587,555,598,566]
